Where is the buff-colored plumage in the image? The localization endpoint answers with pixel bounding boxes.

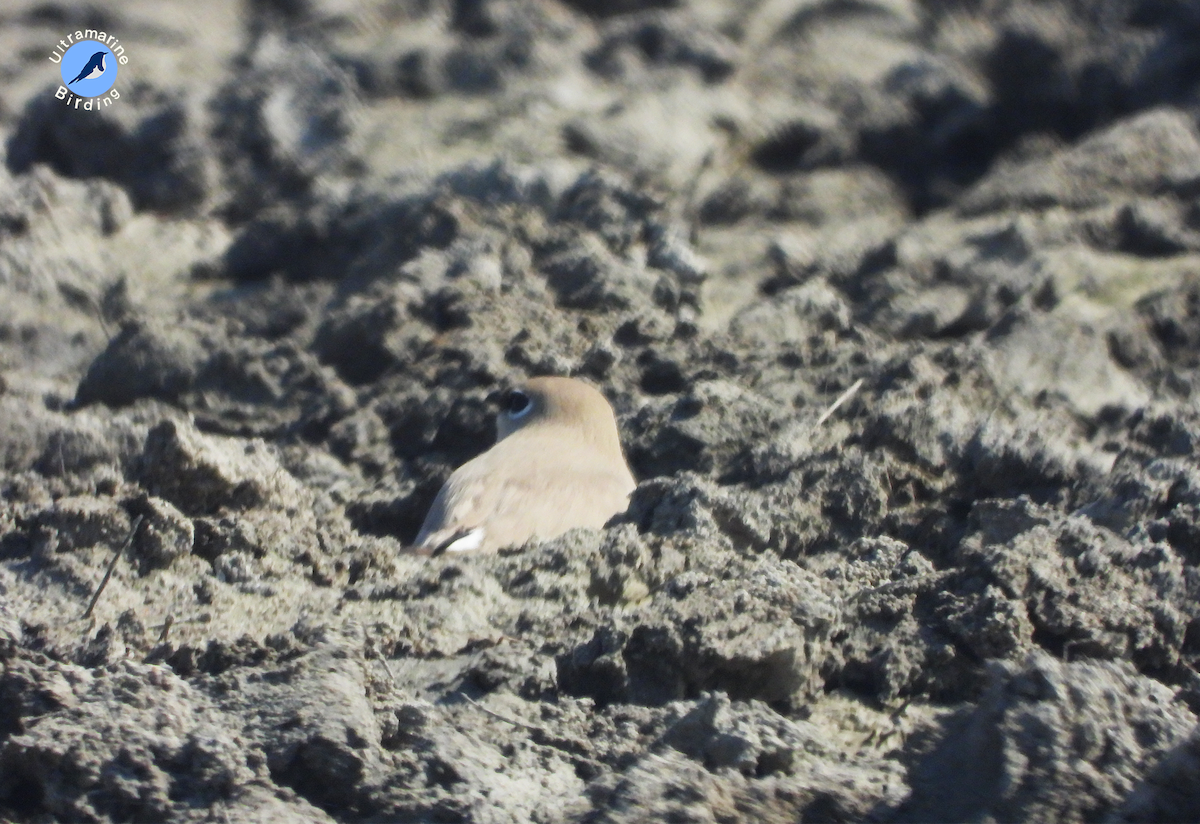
[414,377,636,554]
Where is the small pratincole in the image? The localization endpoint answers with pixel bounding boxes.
[414,377,636,555]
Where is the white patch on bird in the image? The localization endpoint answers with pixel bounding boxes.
[444,528,485,553]
[82,63,105,80]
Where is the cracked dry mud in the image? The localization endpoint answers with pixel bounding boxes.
[2,0,1200,821]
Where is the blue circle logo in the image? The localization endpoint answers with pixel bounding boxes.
[60,40,117,97]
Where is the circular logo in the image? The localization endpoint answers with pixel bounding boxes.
[60,40,117,97]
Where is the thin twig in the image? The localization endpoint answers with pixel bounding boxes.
[684,150,714,245]
[156,614,173,644]
[82,515,143,620]
[462,695,607,773]
[377,656,396,683]
[461,694,542,732]
[813,378,864,429]
[847,570,956,602]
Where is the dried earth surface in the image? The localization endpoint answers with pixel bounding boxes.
[2,0,1200,821]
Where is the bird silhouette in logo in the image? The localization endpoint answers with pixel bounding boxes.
[68,51,108,84]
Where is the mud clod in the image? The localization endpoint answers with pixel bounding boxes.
[3,1,1200,821]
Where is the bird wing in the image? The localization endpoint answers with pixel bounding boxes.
[414,432,634,553]
[413,477,475,554]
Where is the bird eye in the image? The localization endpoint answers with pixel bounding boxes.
[504,390,532,419]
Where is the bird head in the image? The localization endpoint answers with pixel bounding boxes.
[495,376,625,457]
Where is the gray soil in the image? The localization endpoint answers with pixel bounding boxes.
[1,0,1200,821]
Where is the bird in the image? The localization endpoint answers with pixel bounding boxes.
[414,377,636,555]
[68,51,108,84]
